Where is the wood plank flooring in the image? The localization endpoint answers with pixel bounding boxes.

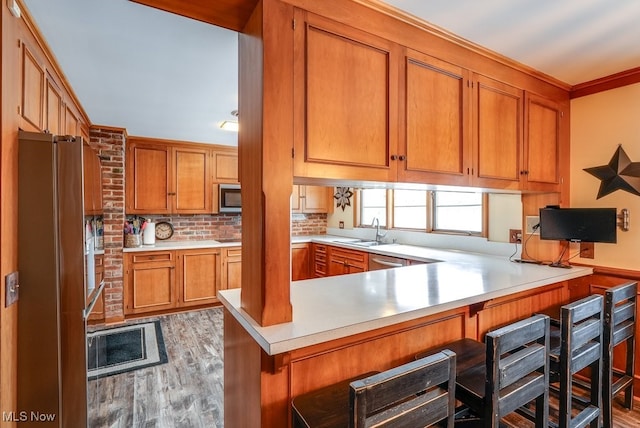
[88,308,224,427]
[88,307,640,427]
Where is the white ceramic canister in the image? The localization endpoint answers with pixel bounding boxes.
[143,222,156,245]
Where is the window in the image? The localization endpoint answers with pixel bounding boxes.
[433,192,483,234]
[360,189,387,226]
[393,189,427,229]
[359,189,483,235]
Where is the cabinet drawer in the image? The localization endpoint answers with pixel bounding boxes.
[331,249,366,264]
[314,244,327,254]
[226,247,242,258]
[131,251,173,263]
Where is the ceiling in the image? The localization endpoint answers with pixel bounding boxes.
[22,0,640,146]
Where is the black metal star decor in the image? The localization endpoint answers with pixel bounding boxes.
[584,145,640,199]
[333,187,353,211]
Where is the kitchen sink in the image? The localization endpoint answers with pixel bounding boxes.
[350,240,382,247]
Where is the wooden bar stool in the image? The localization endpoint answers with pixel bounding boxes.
[417,314,550,427]
[549,294,603,428]
[291,349,457,428]
[602,281,636,428]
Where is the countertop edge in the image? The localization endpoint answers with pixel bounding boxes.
[219,264,593,356]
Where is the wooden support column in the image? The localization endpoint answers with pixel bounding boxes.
[239,0,294,326]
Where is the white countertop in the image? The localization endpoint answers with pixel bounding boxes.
[122,234,355,252]
[218,245,593,355]
[122,239,240,252]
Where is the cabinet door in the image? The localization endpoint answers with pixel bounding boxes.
[291,185,302,213]
[45,74,62,135]
[213,150,239,183]
[523,92,563,192]
[472,74,523,190]
[20,42,45,131]
[64,104,79,135]
[399,49,470,186]
[83,143,103,216]
[302,186,330,213]
[293,10,399,182]
[222,247,242,290]
[292,243,311,281]
[124,252,176,315]
[126,142,171,214]
[174,146,212,213]
[178,249,220,307]
[292,185,330,213]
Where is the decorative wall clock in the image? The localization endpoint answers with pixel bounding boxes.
[584,145,640,199]
[155,221,174,240]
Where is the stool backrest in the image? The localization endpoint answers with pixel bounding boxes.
[485,314,550,426]
[349,349,456,428]
[604,281,636,349]
[559,294,603,428]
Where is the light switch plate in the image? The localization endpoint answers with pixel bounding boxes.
[5,271,19,307]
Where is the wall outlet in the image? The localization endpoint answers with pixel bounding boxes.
[580,242,595,259]
[509,229,522,243]
[525,216,540,234]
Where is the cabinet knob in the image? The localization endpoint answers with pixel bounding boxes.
[398,155,406,161]
[390,155,398,161]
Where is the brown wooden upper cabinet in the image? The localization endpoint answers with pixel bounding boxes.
[19,41,45,132]
[83,143,103,216]
[398,49,470,186]
[126,138,212,214]
[522,93,563,192]
[212,149,239,183]
[291,11,564,193]
[292,185,331,213]
[293,10,400,182]
[471,74,523,190]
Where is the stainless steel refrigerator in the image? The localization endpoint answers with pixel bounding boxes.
[18,130,91,427]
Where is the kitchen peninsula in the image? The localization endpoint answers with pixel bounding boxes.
[219,249,592,427]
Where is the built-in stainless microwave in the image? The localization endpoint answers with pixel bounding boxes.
[219,184,241,212]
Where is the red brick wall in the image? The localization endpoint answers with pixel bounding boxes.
[90,126,126,323]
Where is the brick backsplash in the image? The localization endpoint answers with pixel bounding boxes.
[292,213,327,236]
[128,213,243,241]
[125,212,327,241]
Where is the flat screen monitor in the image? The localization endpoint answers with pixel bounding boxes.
[539,207,617,243]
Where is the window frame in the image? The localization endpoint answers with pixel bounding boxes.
[357,189,486,236]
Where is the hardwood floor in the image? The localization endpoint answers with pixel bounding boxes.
[88,307,640,427]
[88,307,224,427]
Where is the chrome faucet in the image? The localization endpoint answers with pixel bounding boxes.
[372,217,387,244]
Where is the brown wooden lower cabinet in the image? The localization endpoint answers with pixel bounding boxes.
[221,246,242,290]
[177,248,221,307]
[124,251,177,315]
[291,243,311,280]
[124,248,222,315]
[327,246,368,276]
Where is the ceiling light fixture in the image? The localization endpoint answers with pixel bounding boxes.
[219,110,239,132]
